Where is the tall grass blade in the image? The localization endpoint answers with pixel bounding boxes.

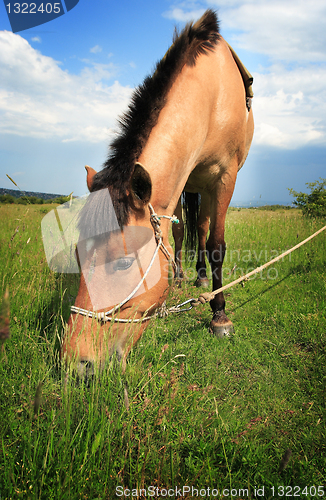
[6,174,18,187]
[0,287,10,358]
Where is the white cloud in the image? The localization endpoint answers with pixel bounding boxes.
[163,0,326,149]
[163,7,206,22]
[0,31,133,143]
[31,36,41,43]
[90,45,102,54]
[252,63,326,148]
[218,0,326,63]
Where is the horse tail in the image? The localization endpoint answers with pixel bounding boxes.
[183,191,200,251]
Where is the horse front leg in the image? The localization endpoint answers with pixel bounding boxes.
[206,236,234,336]
[194,192,210,288]
[206,170,237,337]
[172,198,184,283]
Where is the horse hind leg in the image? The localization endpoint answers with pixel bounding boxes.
[194,192,210,288]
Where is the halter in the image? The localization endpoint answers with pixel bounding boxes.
[70,204,179,324]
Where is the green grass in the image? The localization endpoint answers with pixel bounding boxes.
[0,205,325,499]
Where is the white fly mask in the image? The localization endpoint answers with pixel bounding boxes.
[41,189,161,311]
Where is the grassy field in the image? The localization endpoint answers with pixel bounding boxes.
[0,204,325,499]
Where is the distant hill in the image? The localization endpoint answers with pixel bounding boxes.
[1,187,293,207]
[0,187,66,200]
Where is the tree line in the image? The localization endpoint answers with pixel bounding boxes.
[0,194,71,205]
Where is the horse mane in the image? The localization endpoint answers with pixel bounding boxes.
[89,9,220,227]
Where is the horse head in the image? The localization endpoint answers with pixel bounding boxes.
[62,164,173,375]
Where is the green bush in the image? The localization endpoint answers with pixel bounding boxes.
[16,197,28,205]
[23,196,44,204]
[288,178,326,218]
[0,194,15,204]
[49,195,70,204]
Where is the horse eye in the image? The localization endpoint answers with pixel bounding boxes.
[113,257,135,271]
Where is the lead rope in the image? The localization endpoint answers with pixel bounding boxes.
[171,223,326,312]
[148,203,178,275]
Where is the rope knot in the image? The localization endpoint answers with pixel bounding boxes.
[198,292,212,304]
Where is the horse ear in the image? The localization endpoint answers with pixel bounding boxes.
[130,162,152,208]
[85,165,97,192]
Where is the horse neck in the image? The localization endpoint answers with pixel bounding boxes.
[138,59,213,217]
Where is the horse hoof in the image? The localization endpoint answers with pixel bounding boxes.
[209,323,234,338]
[209,311,234,338]
[194,277,210,288]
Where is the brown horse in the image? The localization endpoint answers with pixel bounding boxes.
[62,10,254,374]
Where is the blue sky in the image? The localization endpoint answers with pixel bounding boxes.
[0,0,325,204]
